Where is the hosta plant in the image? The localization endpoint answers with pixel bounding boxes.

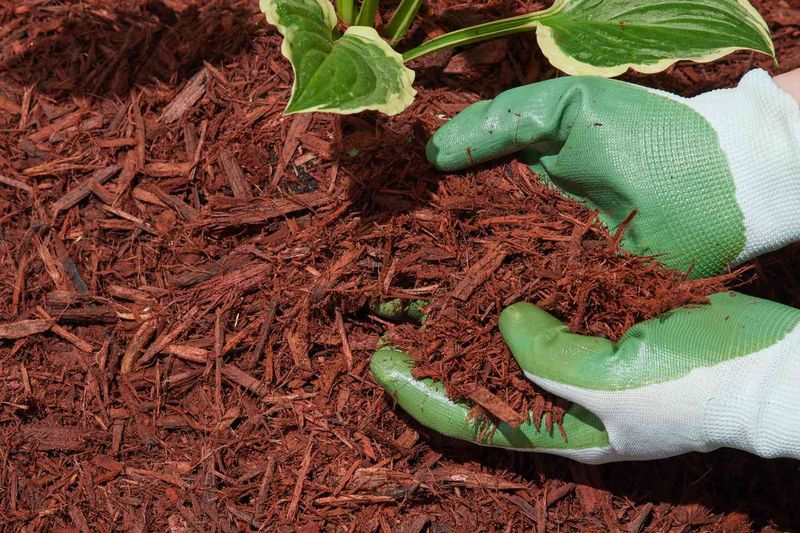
[260,0,775,115]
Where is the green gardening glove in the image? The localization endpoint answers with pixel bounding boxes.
[427,69,800,278]
[371,292,800,463]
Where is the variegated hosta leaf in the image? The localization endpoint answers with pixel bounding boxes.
[260,0,416,115]
[537,0,775,76]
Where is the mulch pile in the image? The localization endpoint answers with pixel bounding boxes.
[385,165,736,430]
[1,0,800,531]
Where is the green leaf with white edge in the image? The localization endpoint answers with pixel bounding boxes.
[261,0,416,115]
[536,0,775,76]
[403,0,773,76]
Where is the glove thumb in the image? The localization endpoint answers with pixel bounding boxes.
[499,302,616,404]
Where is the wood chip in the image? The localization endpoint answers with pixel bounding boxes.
[34,307,94,352]
[29,110,83,142]
[50,165,122,214]
[159,68,208,124]
[451,248,508,301]
[467,385,524,428]
[219,149,251,199]
[138,306,201,367]
[314,495,396,506]
[194,192,334,230]
[272,113,313,186]
[0,319,51,339]
[143,162,194,177]
[0,174,33,193]
[286,439,314,521]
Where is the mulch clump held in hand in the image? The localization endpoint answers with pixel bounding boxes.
[386,160,739,431]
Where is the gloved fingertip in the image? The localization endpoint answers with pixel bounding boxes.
[425,126,463,172]
[426,100,496,171]
[501,302,617,392]
[499,303,565,344]
[369,347,413,391]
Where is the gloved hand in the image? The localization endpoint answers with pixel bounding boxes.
[371,292,800,463]
[427,69,800,278]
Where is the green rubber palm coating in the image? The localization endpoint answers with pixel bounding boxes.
[500,292,800,390]
[426,77,746,278]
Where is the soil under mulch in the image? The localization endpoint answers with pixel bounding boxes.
[1,0,800,531]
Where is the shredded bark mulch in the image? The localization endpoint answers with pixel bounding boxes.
[2,0,800,530]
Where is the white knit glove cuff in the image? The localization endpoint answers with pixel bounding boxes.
[704,324,800,459]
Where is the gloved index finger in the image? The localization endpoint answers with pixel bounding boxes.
[425,76,582,172]
[369,346,610,455]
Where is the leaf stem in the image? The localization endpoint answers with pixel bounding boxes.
[336,0,355,25]
[385,0,424,44]
[402,5,560,62]
[355,0,380,27]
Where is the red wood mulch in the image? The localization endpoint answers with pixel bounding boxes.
[1,0,799,530]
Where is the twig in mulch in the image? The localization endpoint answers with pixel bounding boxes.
[34,307,93,352]
[120,319,158,374]
[628,502,654,533]
[242,298,278,370]
[287,439,314,521]
[335,308,354,370]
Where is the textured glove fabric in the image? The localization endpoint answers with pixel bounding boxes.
[426,70,800,278]
[649,70,800,265]
[371,293,800,463]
